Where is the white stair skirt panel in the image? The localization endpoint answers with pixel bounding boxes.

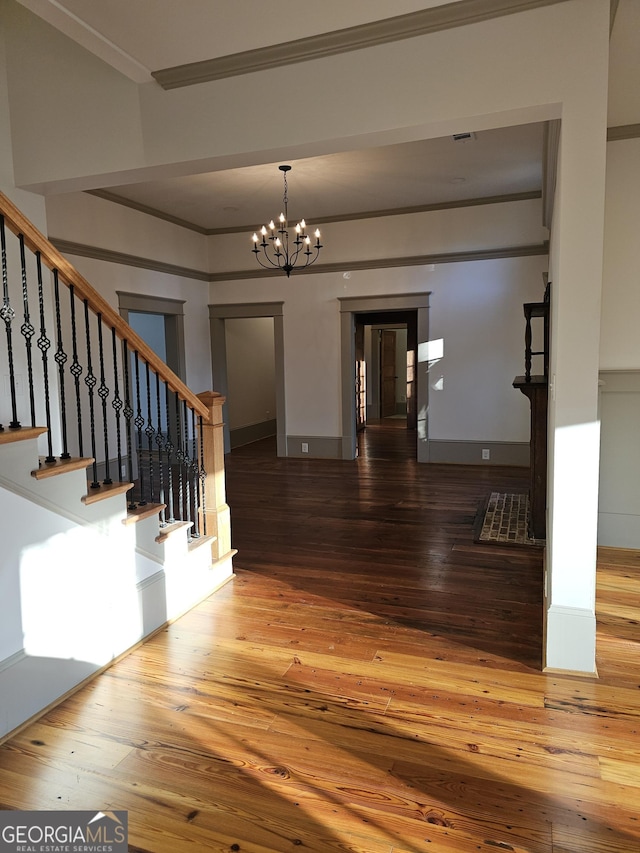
[0,433,234,740]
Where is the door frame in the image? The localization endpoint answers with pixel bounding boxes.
[117,291,187,382]
[339,293,430,461]
[208,302,286,455]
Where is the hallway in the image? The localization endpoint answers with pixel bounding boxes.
[0,429,638,852]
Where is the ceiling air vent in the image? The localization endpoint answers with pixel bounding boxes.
[452,132,476,143]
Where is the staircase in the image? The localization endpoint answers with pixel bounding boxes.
[0,192,234,740]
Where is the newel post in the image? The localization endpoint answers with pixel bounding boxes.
[197,391,231,562]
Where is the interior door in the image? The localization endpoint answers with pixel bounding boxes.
[381,330,397,418]
[355,321,366,432]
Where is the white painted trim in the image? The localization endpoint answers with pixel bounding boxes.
[15,0,153,83]
[0,649,26,674]
[544,604,597,674]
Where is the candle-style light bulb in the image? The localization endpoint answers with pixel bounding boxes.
[279,213,285,224]
[314,229,321,239]
[300,219,306,230]
[261,225,267,236]
[269,220,275,230]
[252,233,259,243]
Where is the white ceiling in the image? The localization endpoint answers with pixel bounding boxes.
[97,124,545,233]
[15,0,639,234]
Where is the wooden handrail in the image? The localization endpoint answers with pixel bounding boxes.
[0,191,209,421]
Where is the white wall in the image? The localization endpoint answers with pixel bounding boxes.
[210,197,546,275]
[597,138,640,548]
[210,249,546,442]
[598,372,640,548]
[225,317,276,431]
[600,138,640,370]
[0,11,56,450]
[44,193,213,397]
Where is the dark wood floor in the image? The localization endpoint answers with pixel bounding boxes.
[227,426,543,671]
[1,424,639,853]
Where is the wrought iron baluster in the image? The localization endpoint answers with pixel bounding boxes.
[133,352,146,505]
[52,270,70,459]
[0,215,20,429]
[18,235,36,427]
[199,414,207,536]
[182,398,192,540]
[164,380,175,523]
[35,253,54,461]
[68,285,84,457]
[111,328,124,482]
[145,362,156,503]
[190,405,200,539]
[83,300,99,488]
[175,390,184,521]
[122,340,136,509]
[155,372,166,526]
[96,315,112,484]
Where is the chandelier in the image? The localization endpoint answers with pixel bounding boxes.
[252,165,322,277]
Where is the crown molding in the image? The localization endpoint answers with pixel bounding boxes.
[228,191,542,236]
[87,188,541,236]
[607,124,640,141]
[50,238,211,282]
[86,189,210,235]
[50,237,547,283]
[208,243,549,282]
[152,0,570,90]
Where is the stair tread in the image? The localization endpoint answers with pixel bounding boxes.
[188,533,217,553]
[0,426,48,446]
[32,456,94,480]
[155,520,193,544]
[123,503,166,526]
[81,480,134,505]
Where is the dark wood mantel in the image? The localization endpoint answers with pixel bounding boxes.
[513,374,547,540]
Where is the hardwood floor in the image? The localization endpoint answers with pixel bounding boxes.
[1,425,639,852]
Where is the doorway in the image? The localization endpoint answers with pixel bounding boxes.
[117,292,186,382]
[366,324,410,423]
[339,292,430,461]
[380,328,403,419]
[117,291,187,489]
[209,301,286,455]
[356,313,416,426]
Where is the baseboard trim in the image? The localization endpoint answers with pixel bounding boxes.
[230,419,277,449]
[287,435,343,459]
[544,604,596,674]
[598,512,640,550]
[427,439,529,466]
[0,648,26,674]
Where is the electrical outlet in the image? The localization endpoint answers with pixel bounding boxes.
[301,442,309,453]
[482,448,490,460]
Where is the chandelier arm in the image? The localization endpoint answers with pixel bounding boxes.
[253,243,285,271]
